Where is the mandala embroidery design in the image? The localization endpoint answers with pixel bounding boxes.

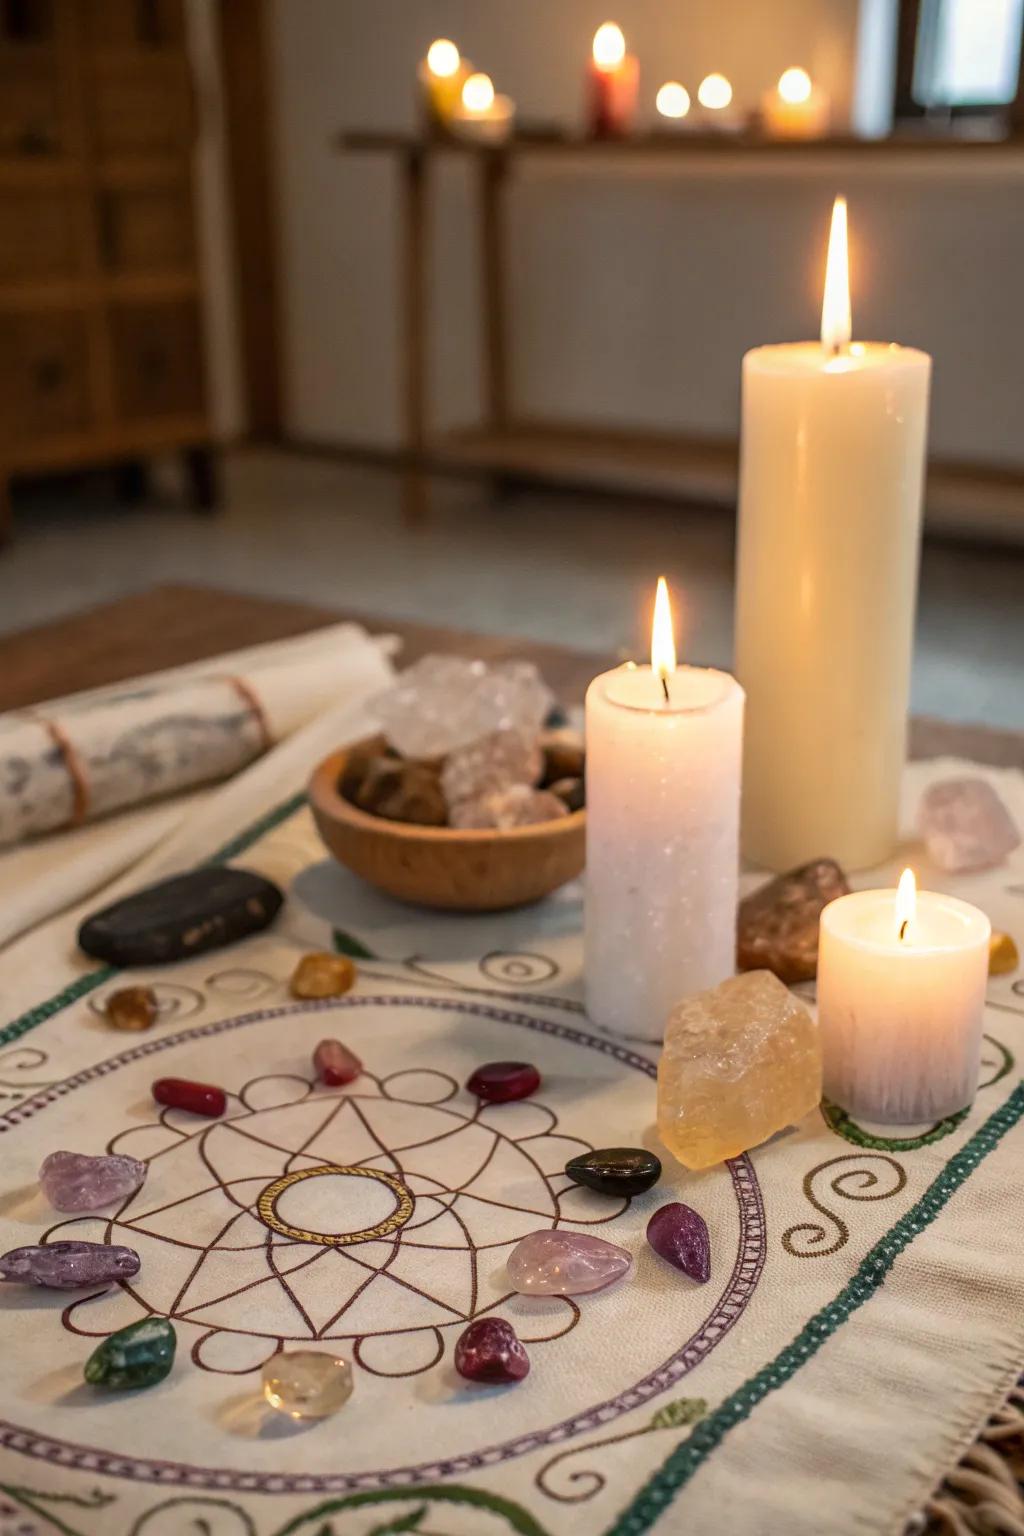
[48,1066,618,1378]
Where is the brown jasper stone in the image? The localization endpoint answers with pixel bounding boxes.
[339,735,395,804]
[549,776,585,813]
[737,858,850,984]
[989,932,1019,976]
[540,732,585,787]
[290,953,357,1000]
[353,759,447,826]
[105,986,159,1032]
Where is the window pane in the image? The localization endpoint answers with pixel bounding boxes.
[915,0,1024,105]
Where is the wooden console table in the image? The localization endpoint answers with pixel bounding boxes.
[338,129,1024,533]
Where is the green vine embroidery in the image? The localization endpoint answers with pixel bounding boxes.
[822,1034,1016,1152]
[603,1081,1024,1536]
[0,1483,115,1536]
[269,1486,553,1536]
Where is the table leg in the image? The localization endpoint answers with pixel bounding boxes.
[400,147,429,527]
[480,150,510,435]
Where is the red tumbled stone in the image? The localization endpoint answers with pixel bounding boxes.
[454,1317,530,1384]
[313,1039,362,1087]
[152,1077,226,1118]
[466,1061,541,1103]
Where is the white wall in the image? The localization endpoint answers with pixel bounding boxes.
[269,1,1024,474]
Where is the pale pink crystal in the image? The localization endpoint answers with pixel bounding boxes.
[918,777,1021,873]
[441,728,543,809]
[449,785,569,830]
[39,1151,146,1213]
[506,1230,633,1296]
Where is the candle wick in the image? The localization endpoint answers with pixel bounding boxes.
[899,919,908,942]
[661,673,670,704]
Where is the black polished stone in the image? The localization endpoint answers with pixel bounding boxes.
[79,868,284,966]
[565,1147,662,1197]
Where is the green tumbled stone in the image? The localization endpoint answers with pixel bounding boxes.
[84,1316,176,1391]
[565,1146,662,1196]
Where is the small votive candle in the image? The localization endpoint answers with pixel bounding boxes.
[818,871,990,1124]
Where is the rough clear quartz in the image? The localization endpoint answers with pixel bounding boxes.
[448,785,568,830]
[918,777,1021,873]
[39,1151,147,1212]
[646,1202,711,1283]
[262,1349,354,1418]
[507,1230,633,1296]
[737,858,849,983]
[441,728,543,809]
[0,1241,140,1290]
[314,1038,363,1086]
[290,953,357,1000]
[657,970,822,1171]
[454,1317,530,1384]
[372,656,553,759]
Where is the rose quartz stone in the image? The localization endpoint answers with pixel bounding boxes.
[506,1230,633,1296]
[313,1039,362,1086]
[39,1151,146,1213]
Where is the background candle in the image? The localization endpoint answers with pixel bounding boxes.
[450,72,516,143]
[818,874,990,1124]
[761,67,831,139]
[735,197,931,871]
[587,22,638,138]
[418,39,470,130]
[585,581,744,1039]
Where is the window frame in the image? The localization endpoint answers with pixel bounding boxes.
[894,0,1024,128]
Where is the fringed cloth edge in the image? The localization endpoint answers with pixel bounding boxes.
[911,1377,1024,1536]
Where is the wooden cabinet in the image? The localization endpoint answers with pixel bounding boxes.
[0,0,216,540]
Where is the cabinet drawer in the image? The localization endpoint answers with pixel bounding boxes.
[0,189,80,283]
[90,54,193,156]
[111,300,203,420]
[84,0,186,48]
[98,184,194,273]
[0,52,63,155]
[0,311,92,440]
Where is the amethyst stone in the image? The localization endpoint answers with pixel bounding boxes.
[454,1317,530,1384]
[466,1061,541,1104]
[39,1151,146,1213]
[647,1202,711,1283]
[0,1241,140,1290]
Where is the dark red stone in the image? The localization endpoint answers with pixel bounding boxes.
[152,1078,226,1118]
[647,1201,711,1283]
[454,1317,530,1384]
[466,1061,541,1103]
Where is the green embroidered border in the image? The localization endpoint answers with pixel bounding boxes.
[0,791,308,1051]
[604,1081,1024,1536]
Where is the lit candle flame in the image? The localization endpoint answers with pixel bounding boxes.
[821,194,851,354]
[651,577,677,701]
[697,72,732,110]
[656,81,691,120]
[426,38,460,78]
[462,72,495,113]
[895,867,917,943]
[593,22,626,70]
[778,66,812,104]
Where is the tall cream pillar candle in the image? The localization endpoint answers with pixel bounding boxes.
[585,580,745,1039]
[735,197,931,871]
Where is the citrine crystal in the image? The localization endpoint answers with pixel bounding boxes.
[658,971,822,1170]
[105,986,159,1032]
[990,932,1019,976]
[262,1349,353,1418]
[290,953,357,1000]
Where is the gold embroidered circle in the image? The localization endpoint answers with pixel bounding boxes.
[256,1163,414,1246]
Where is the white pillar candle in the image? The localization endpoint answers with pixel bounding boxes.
[735,197,931,871]
[818,870,990,1124]
[585,580,745,1038]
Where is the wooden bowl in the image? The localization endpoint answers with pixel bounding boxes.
[308,744,585,912]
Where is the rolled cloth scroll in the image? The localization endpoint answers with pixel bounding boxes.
[0,636,385,848]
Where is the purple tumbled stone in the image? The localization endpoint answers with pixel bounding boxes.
[647,1202,711,1284]
[0,1241,140,1290]
[454,1317,530,1384]
[507,1230,633,1296]
[466,1061,541,1104]
[39,1151,147,1213]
